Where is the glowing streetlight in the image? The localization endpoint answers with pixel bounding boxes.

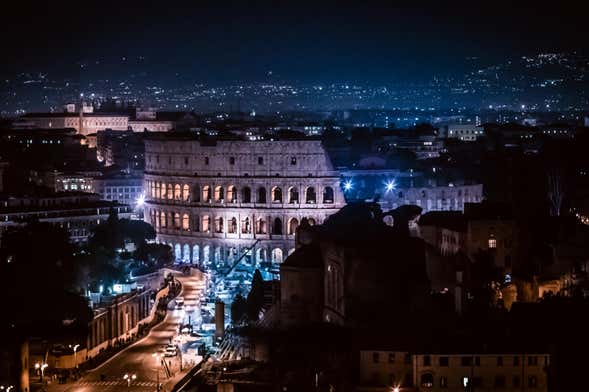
[69,344,80,368]
[343,180,353,191]
[136,193,145,207]
[123,373,136,387]
[35,362,48,383]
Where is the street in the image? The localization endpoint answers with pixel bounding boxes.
[49,274,205,392]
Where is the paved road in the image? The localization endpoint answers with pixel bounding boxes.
[53,274,204,392]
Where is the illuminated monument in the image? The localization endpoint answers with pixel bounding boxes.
[143,133,345,273]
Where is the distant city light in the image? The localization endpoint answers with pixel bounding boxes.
[343,180,353,191]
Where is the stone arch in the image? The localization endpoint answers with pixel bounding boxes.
[174,243,182,261]
[182,184,190,201]
[288,217,299,235]
[272,217,283,235]
[307,217,316,226]
[182,213,190,230]
[256,248,267,264]
[173,212,181,229]
[272,186,282,203]
[202,186,211,202]
[242,217,251,234]
[214,186,224,202]
[203,245,210,263]
[183,244,190,262]
[288,187,299,203]
[192,245,200,264]
[271,248,283,264]
[191,184,200,202]
[229,217,238,234]
[174,184,181,200]
[242,186,251,203]
[306,187,316,203]
[166,183,173,199]
[227,186,237,203]
[160,211,167,228]
[256,217,267,234]
[323,186,334,203]
[214,246,222,263]
[288,248,296,256]
[215,216,224,233]
[202,215,210,232]
[257,187,267,203]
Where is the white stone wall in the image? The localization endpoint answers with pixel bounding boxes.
[380,184,483,213]
[144,138,345,266]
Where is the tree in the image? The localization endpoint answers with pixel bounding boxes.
[231,293,248,325]
[0,222,92,337]
[246,269,265,321]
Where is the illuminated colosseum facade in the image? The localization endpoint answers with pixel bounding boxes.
[143,134,345,272]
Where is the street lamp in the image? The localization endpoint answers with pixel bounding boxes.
[35,362,48,383]
[123,373,136,387]
[69,344,80,368]
[152,352,163,391]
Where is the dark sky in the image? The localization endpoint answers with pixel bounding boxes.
[2,0,588,83]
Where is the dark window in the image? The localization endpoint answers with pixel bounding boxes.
[404,353,411,364]
[184,157,189,165]
[323,187,334,203]
[272,218,282,235]
[513,376,521,388]
[258,188,267,203]
[528,375,537,388]
[388,353,395,363]
[505,255,512,268]
[204,157,209,165]
[440,376,448,388]
[242,187,251,203]
[461,357,473,366]
[495,376,506,388]
[513,356,520,366]
[372,352,380,363]
[423,355,431,366]
[497,356,503,366]
[474,356,480,366]
[528,356,538,366]
[229,157,235,165]
[258,156,263,165]
[439,356,449,367]
[291,157,297,165]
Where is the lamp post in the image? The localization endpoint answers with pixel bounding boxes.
[35,362,48,383]
[69,344,80,369]
[123,373,136,387]
[152,352,163,391]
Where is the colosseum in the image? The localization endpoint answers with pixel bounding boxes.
[143,134,346,273]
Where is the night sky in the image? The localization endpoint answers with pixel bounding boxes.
[2,1,588,83]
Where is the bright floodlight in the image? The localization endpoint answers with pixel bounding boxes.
[136,193,145,207]
[343,180,353,191]
[385,180,395,192]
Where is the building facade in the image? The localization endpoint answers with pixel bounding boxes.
[0,193,133,243]
[143,136,345,267]
[359,350,550,392]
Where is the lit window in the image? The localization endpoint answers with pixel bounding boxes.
[488,237,497,249]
